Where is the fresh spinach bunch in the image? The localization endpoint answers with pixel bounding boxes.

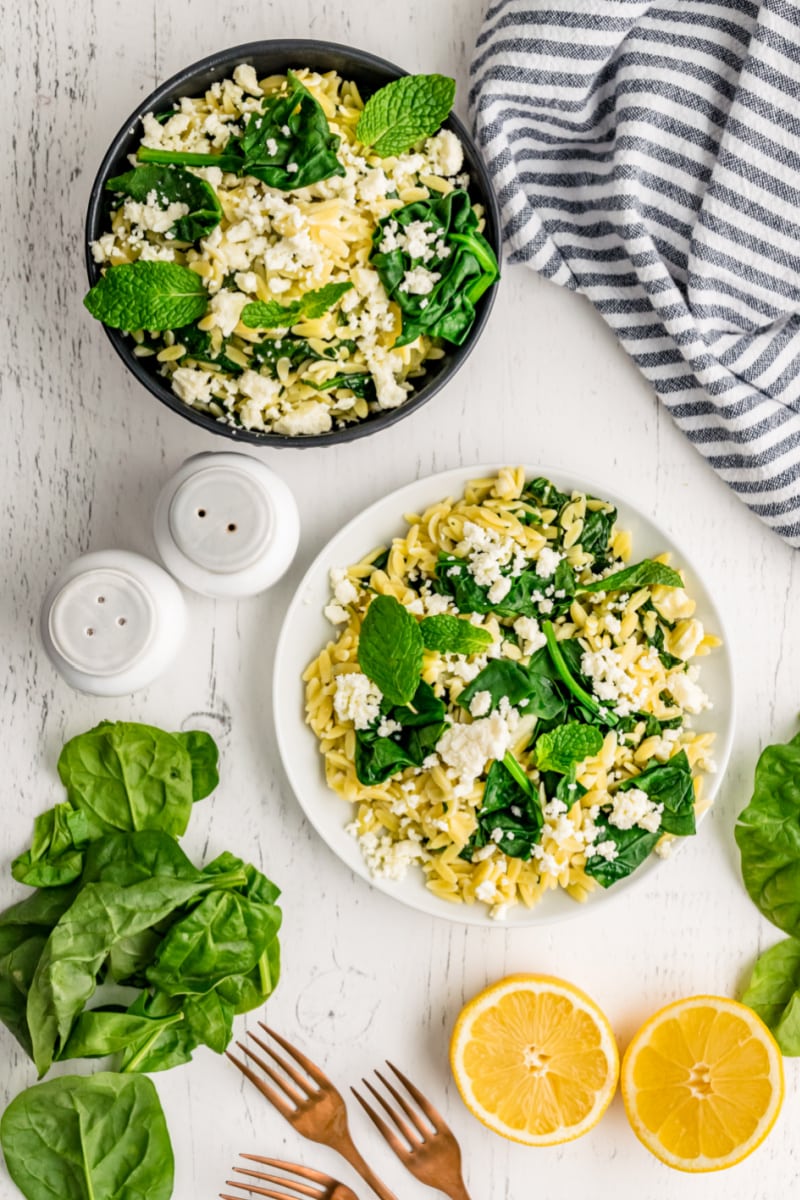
[0,721,281,1080]
[0,1072,174,1200]
[138,70,345,190]
[371,190,499,346]
[105,163,222,241]
[12,721,218,888]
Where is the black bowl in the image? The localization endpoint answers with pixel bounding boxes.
[85,39,502,448]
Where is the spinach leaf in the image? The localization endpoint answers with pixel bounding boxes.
[617,751,695,836]
[58,1004,185,1062]
[11,804,91,888]
[241,282,353,329]
[735,729,800,937]
[434,555,495,613]
[355,680,446,785]
[523,477,570,512]
[308,371,375,399]
[584,820,661,888]
[460,755,543,862]
[456,658,564,723]
[741,938,800,1055]
[0,1072,174,1200]
[146,886,281,996]
[58,721,197,840]
[119,987,235,1073]
[177,322,245,375]
[356,74,455,157]
[420,614,492,656]
[580,560,682,594]
[579,505,617,561]
[250,334,350,373]
[84,261,208,331]
[371,190,499,347]
[139,70,345,190]
[542,621,618,727]
[105,162,222,241]
[174,730,219,801]
[357,594,423,705]
[641,600,684,669]
[535,723,603,774]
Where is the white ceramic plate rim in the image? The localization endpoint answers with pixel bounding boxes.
[273,464,736,927]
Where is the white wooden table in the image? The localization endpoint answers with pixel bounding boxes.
[2,2,799,1196]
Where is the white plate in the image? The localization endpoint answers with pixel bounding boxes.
[273,464,735,926]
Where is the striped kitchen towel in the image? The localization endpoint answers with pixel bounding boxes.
[470,0,800,545]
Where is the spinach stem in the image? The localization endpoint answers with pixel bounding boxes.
[502,750,534,795]
[120,1012,184,1074]
[542,620,618,727]
[138,147,227,168]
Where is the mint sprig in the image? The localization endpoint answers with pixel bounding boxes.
[357,595,423,706]
[534,723,604,774]
[241,282,353,330]
[420,614,492,656]
[84,262,208,332]
[356,74,456,158]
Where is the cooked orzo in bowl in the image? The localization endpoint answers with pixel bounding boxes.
[302,468,724,920]
[84,41,501,445]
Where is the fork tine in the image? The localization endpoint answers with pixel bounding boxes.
[239,1157,330,1184]
[225,1049,294,1118]
[351,1084,408,1157]
[259,1023,331,1088]
[247,1029,318,1096]
[233,1166,320,1198]
[386,1062,446,1132]
[363,1078,420,1147]
[223,1183,303,1200]
[237,1041,306,1107]
[374,1069,432,1139]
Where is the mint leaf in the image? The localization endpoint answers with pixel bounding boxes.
[357,74,456,158]
[580,560,682,594]
[105,164,222,242]
[84,263,208,331]
[357,595,423,706]
[535,723,604,774]
[241,282,353,329]
[420,615,492,656]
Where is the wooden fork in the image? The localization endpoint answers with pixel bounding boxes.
[351,1063,473,1200]
[226,1024,398,1200]
[221,1156,358,1200]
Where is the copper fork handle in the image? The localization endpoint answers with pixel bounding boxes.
[334,1134,399,1200]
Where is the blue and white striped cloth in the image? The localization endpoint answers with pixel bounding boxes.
[470,0,800,545]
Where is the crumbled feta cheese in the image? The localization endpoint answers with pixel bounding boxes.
[273,401,332,436]
[377,717,402,738]
[469,691,492,718]
[424,128,464,177]
[333,674,383,730]
[90,232,116,263]
[604,613,622,636]
[357,168,391,203]
[208,289,248,337]
[171,366,216,404]
[324,603,349,625]
[121,190,190,236]
[239,369,282,407]
[330,567,358,606]
[436,710,516,796]
[535,546,562,578]
[488,576,512,604]
[513,616,546,656]
[589,839,619,862]
[608,787,663,833]
[348,825,426,880]
[233,63,262,96]
[475,880,498,903]
[666,667,712,713]
[399,266,441,295]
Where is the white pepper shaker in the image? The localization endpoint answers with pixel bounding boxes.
[40,549,186,696]
[152,452,299,598]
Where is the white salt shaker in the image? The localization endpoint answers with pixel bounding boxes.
[40,549,186,696]
[153,452,299,598]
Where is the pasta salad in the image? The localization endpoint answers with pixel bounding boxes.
[85,65,498,436]
[303,469,720,919]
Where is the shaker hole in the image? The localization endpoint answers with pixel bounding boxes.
[96,595,106,604]
[227,522,237,533]
[117,617,127,627]
[197,508,207,518]
[85,628,95,637]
